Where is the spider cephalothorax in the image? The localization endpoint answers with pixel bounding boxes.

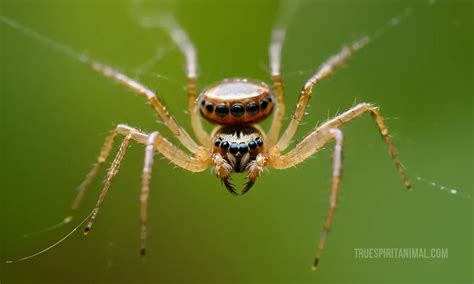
[7,16,411,269]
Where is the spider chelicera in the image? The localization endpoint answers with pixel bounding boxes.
[54,18,412,270]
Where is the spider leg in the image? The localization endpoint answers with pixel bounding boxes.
[275,36,369,151]
[267,103,411,269]
[90,61,200,153]
[318,103,411,188]
[64,130,118,223]
[84,133,134,234]
[139,132,159,256]
[269,127,344,270]
[270,102,410,187]
[83,124,210,235]
[139,131,210,255]
[312,128,344,270]
[2,15,200,152]
[64,125,148,223]
[267,28,286,145]
[160,16,211,146]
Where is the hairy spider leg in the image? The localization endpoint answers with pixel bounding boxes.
[64,129,119,224]
[267,28,286,145]
[317,103,411,189]
[83,133,134,234]
[275,36,370,151]
[139,129,210,255]
[90,61,201,153]
[159,16,211,146]
[81,124,209,235]
[268,103,411,269]
[64,125,144,223]
[139,132,160,256]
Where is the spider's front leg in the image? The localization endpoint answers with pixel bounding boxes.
[160,16,211,146]
[267,103,411,269]
[267,28,286,145]
[275,36,369,151]
[90,62,200,153]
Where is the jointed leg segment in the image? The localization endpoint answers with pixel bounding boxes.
[317,103,411,189]
[136,129,209,254]
[269,127,346,270]
[84,132,134,234]
[160,16,211,146]
[313,128,343,270]
[136,129,211,255]
[270,102,410,186]
[64,125,147,223]
[267,28,286,145]
[268,102,410,269]
[275,36,370,151]
[64,130,118,223]
[65,123,209,255]
[140,132,160,255]
[90,62,200,153]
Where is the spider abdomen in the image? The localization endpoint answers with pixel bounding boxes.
[198,78,274,125]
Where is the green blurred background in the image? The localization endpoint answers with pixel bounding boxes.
[1,0,472,283]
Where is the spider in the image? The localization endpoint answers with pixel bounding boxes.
[56,18,412,270]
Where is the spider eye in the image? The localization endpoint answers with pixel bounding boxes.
[260,99,269,110]
[230,104,245,117]
[229,142,239,154]
[206,103,214,113]
[215,104,229,118]
[199,79,272,124]
[255,137,263,146]
[214,138,222,147]
[238,143,248,154]
[248,140,257,150]
[246,103,259,115]
[220,141,230,150]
